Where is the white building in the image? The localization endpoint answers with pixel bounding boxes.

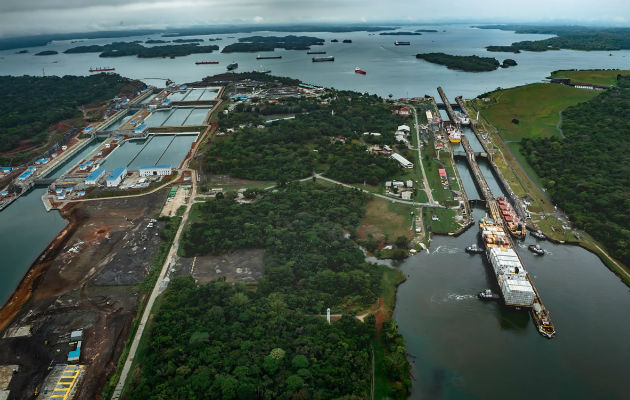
[106,167,127,187]
[397,125,410,133]
[85,168,106,185]
[139,165,172,177]
[390,153,413,169]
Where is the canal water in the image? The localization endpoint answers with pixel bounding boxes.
[99,134,197,170]
[0,25,627,99]
[144,107,210,127]
[0,139,101,306]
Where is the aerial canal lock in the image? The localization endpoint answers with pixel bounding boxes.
[438,86,556,339]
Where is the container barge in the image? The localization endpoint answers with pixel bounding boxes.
[479,215,556,338]
[256,55,282,60]
[307,51,326,54]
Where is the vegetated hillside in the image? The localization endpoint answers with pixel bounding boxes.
[126,183,411,398]
[221,35,325,53]
[206,91,405,184]
[379,32,422,36]
[480,25,630,52]
[520,76,630,263]
[415,52,501,72]
[0,74,144,158]
[64,41,219,58]
[549,69,630,86]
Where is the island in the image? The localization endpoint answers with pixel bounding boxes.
[479,25,630,52]
[415,52,501,72]
[501,58,517,68]
[64,41,219,58]
[15,49,28,54]
[34,50,58,56]
[379,31,422,36]
[221,35,325,53]
[342,39,352,43]
[145,39,169,44]
[172,38,204,43]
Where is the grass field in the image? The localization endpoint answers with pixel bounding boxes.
[423,207,460,234]
[550,69,630,86]
[358,197,416,242]
[478,83,599,141]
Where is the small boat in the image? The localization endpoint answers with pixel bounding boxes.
[478,289,501,301]
[195,61,219,65]
[89,67,115,73]
[530,230,547,240]
[354,67,366,75]
[465,244,484,254]
[395,41,411,46]
[528,244,545,255]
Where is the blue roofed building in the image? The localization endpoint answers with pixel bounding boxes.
[85,168,106,185]
[106,167,127,187]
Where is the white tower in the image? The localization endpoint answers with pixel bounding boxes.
[326,308,331,324]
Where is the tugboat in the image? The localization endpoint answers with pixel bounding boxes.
[528,244,545,256]
[465,244,484,254]
[354,67,366,75]
[530,230,547,240]
[478,289,501,301]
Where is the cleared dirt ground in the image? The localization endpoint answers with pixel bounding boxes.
[178,249,264,284]
[0,188,167,400]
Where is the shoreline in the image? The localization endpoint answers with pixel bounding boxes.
[0,206,82,331]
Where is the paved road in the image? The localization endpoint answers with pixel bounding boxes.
[410,107,436,205]
[110,170,196,400]
[314,174,440,207]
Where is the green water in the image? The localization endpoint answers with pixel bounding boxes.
[395,208,630,399]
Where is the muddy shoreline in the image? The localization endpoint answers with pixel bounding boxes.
[0,205,82,331]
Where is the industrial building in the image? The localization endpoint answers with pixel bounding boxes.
[85,168,106,185]
[390,153,413,169]
[106,167,127,187]
[138,165,172,177]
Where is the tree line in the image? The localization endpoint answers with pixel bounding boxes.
[520,75,630,264]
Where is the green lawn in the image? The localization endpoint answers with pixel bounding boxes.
[480,83,599,141]
[506,141,544,187]
[358,197,416,242]
[550,69,630,86]
[423,207,460,234]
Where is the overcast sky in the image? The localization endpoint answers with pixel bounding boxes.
[0,0,628,37]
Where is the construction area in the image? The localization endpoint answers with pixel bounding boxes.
[0,188,170,399]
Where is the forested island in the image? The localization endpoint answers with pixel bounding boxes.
[34,50,58,56]
[415,52,504,72]
[64,41,219,58]
[222,35,325,53]
[519,75,630,263]
[0,75,144,163]
[480,25,630,52]
[145,39,168,44]
[379,32,422,36]
[172,38,204,43]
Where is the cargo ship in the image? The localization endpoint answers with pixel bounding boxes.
[256,55,282,60]
[354,67,366,75]
[497,197,526,239]
[312,56,334,62]
[455,111,470,125]
[195,61,219,65]
[479,216,535,308]
[395,41,411,46]
[226,63,238,71]
[446,125,462,143]
[307,50,326,54]
[89,67,115,72]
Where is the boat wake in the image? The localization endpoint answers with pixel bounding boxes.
[431,293,476,303]
[431,245,460,255]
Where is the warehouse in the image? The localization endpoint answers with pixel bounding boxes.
[106,167,127,187]
[85,168,106,185]
[390,153,413,169]
[138,165,172,177]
